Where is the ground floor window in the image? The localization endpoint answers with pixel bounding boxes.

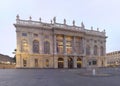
[88,60,97,66]
[23,59,27,67]
[92,60,97,65]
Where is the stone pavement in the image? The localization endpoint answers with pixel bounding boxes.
[0,68,120,86]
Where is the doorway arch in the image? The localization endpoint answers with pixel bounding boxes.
[77,58,82,68]
[68,58,73,68]
[58,58,64,68]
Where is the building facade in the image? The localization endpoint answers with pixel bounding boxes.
[14,15,107,68]
[106,51,120,67]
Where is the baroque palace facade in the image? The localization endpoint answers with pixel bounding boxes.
[14,15,107,68]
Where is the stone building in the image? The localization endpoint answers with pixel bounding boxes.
[106,51,120,67]
[14,15,107,68]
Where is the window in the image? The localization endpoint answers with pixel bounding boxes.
[44,41,50,54]
[94,45,98,55]
[22,33,27,36]
[21,39,28,52]
[33,40,39,53]
[34,33,38,37]
[86,45,90,55]
[93,60,97,65]
[100,46,104,56]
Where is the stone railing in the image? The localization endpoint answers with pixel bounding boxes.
[16,19,105,37]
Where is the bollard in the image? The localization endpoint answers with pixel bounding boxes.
[92,69,96,76]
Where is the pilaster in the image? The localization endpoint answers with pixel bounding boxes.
[74,57,77,68]
[64,57,68,68]
[63,35,66,54]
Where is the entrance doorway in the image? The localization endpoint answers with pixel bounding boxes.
[77,58,82,68]
[68,58,73,68]
[58,58,64,68]
[35,59,38,67]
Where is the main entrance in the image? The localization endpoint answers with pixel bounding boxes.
[68,58,73,68]
[58,58,64,68]
[77,58,82,68]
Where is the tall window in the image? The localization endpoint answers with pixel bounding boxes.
[66,37,72,54]
[44,41,50,54]
[100,46,104,56]
[75,37,80,54]
[33,40,39,53]
[94,45,98,55]
[56,35,64,54]
[86,45,90,55]
[21,39,28,52]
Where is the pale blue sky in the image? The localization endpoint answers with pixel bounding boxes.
[0,0,120,57]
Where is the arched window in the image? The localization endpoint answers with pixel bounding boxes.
[94,45,98,55]
[86,45,90,55]
[33,40,39,53]
[44,41,50,54]
[21,39,28,52]
[100,46,104,56]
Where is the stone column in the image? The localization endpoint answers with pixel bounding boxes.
[16,31,21,53]
[64,57,68,68]
[98,46,100,56]
[83,37,86,55]
[16,54,21,68]
[40,33,44,54]
[54,34,57,54]
[73,36,76,54]
[74,57,77,68]
[28,32,32,54]
[54,56,58,68]
[63,35,66,54]
[91,39,94,56]
[82,57,86,67]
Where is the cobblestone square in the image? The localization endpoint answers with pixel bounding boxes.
[0,68,120,86]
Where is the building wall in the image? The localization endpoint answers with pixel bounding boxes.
[106,51,120,66]
[14,16,106,68]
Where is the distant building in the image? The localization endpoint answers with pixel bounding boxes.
[0,54,14,64]
[106,51,120,66]
[14,15,107,68]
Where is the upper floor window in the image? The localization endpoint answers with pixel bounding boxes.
[21,39,28,52]
[44,41,50,54]
[33,40,39,53]
[86,45,90,55]
[22,33,27,36]
[100,46,104,56]
[94,45,98,55]
[34,33,38,37]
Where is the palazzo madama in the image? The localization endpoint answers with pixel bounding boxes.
[14,15,107,68]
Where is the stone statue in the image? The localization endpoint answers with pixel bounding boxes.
[29,16,32,20]
[97,28,99,31]
[53,17,56,23]
[64,19,66,25]
[16,14,19,20]
[73,20,75,26]
[81,22,85,28]
[91,26,93,30]
[39,17,41,22]
[51,20,52,24]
